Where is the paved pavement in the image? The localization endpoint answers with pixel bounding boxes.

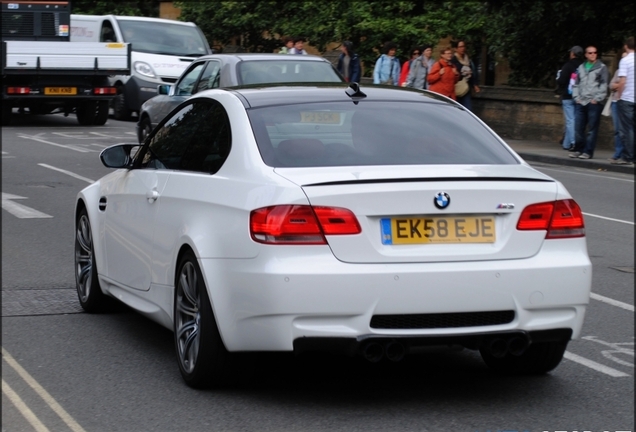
[505,139,635,174]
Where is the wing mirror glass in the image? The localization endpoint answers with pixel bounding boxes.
[100,144,140,168]
[157,84,171,95]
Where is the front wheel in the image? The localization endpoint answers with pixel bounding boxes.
[137,115,152,144]
[113,90,132,121]
[75,208,107,312]
[480,340,568,375]
[174,251,233,388]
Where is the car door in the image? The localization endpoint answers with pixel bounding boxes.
[152,61,207,125]
[102,102,205,291]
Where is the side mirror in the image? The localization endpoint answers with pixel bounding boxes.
[100,144,140,168]
[157,84,171,95]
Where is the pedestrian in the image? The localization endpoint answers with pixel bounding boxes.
[569,45,609,159]
[399,46,421,86]
[405,45,434,90]
[610,36,634,165]
[373,41,401,86]
[288,37,307,55]
[607,51,626,162]
[450,39,480,110]
[427,46,459,99]
[278,36,294,54]
[556,46,584,150]
[336,40,361,83]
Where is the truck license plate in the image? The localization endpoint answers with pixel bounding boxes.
[44,87,77,95]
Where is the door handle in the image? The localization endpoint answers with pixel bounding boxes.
[146,189,159,203]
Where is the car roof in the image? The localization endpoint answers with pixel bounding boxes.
[194,53,331,62]
[113,16,198,26]
[214,84,458,108]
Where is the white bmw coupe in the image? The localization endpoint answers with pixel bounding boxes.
[75,83,591,388]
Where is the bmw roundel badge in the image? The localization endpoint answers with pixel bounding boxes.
[434,192,450,209]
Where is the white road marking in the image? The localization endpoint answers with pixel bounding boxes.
[2,193,53,219]
[2,379,50,432]
[583,212,634,225]
[38,164,94,184]
[2,151,15,159]
[563,351,630,377]
[582,336,634,368]
[590,293,635,312]
[534,165,635,183]
[17,134,94,153]
[2,348,87,432]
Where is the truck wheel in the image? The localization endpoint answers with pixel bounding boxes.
[2,104,11,126]
[77,102,96,126]
[113,91,132,121]
[93,101,109,126]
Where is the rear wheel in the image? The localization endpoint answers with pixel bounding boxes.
[76,101,96,125]
[480,340,568,375]
[75,208,107,312]
[113,89,132,121]
[93,101,109,125]
[174,251,233,388]
[2,104,12,125]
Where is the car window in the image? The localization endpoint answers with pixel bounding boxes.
[247,101,518,167]
[180,100,231,174]
[195,61,221,93]
[141,102,211,170]
[175,63,206,96]
[239,60,343,85]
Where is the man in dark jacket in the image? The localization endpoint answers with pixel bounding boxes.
[336,41,361,83]
[557,46,584,150]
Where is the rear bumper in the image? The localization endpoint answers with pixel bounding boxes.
[293,328,573,356]
[200,238,591,352]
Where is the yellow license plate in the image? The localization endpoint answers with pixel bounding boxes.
[44,87,77,95]
[300,111,340,124]
[381,216,496,244]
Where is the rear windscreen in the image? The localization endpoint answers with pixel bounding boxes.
[238,60,344,85]
[247,101,519,167]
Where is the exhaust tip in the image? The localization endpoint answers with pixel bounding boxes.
[362,342,384,363]
[507,335,530,356]
[385,341,406,362]
[487,338,508,358]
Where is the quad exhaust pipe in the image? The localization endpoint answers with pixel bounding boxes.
[484,334,530,358]
[362,340,407,362]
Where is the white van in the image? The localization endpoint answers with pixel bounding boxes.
[70,15,211,120]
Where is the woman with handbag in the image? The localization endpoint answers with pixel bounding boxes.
[427,46,459,99]
[373,41,401,86]
[451,39,480,110]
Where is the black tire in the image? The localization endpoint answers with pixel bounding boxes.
[75,208,107,312]
[76,101,96,126]
[113,90,132,121]
[137,115,152,144]
[174,251,233,388]
[93,100,109,126]
[2,104,12,125]
[480,339,569,375]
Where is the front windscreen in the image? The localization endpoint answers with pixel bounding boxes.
[238,60,344,85]
[247,101,518,167]
[116,19,208,57]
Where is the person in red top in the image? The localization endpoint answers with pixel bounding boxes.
[398,46,421,86]
[427,46,459,99]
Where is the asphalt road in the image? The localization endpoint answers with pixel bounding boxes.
[2,114,634,432]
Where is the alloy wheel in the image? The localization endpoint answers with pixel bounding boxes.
[175,261,201,374]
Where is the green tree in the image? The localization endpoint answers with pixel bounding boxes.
[486,0,634,86]
[71,0,159,17]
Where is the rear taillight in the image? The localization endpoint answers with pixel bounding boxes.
[517,199,585,238]
[7,87,30,94]
[93,87,117,95]
[250,205,361,245]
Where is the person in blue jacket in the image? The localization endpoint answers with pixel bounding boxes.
[373,41,401,86]
[336,40,361,83]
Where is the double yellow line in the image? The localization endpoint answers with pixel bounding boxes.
[2,347,86,432]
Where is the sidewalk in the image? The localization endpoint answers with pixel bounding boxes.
[504,139,635,174]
